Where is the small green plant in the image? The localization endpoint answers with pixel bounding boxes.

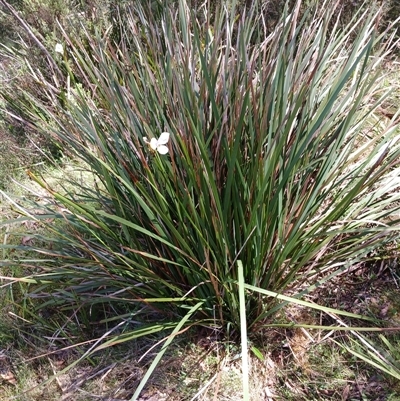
[1,0,400,398]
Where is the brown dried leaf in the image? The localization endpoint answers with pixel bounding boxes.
[341,384,350,401]
[379,304,390,318]
[0,370,17,385]
[21,236,34,246]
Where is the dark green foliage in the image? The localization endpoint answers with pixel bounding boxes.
[2,0,400,329]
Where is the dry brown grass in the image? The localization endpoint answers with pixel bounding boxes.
[2,268,400,401]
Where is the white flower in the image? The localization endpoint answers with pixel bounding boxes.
[143,132,170,154]
[55,43,63,54]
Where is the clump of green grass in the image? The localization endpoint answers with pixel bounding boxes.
[1,0,400,398]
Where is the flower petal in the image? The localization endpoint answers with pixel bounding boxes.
[157,145,169,154]
[158,132,170,145]
[55,43,63,53]
[150,138,158,150]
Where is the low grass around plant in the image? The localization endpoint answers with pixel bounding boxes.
[1,0,400,399]
[2,285,400,400]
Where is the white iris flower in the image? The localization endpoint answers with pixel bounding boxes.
[143,132,170,154]
[55,43,63,54]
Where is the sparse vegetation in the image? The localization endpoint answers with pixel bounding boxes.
[1,0,400,400]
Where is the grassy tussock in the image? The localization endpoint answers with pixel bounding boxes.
[1,0,400,398]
